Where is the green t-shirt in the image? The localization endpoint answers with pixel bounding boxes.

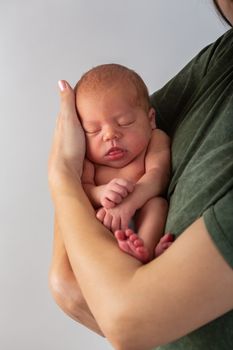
[150,29,233,350]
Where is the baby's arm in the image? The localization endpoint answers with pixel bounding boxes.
[81,159,99,208]
[132,128,171,207]
[82,159,134,209]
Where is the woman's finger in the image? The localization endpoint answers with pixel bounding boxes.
[48,79,87,190]
[58,80,77,120]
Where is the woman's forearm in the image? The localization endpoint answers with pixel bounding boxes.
[52,175,233,350]
[49,212,105,336]
[53,176,142,340]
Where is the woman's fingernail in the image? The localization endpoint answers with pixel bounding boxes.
[58,80,67,91]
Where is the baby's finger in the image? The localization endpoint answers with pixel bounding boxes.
[115,178,135,193]
[103,212,112,231]
[96,207,106,223]
[111,215,121,233]
[106,190,123,204]
[102,198,116,209]
[120,216,129,231]
[109,183,128,198]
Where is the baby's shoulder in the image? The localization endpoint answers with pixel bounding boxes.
[151,128,170,141]
[147,128,170,152]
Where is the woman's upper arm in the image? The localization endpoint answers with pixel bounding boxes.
[111,217,233,350]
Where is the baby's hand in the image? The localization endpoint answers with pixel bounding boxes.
[96,201,136,232]
[100,178,134,209]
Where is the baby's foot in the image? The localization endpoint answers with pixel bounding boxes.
[155,233,175,257]
[114,229,150,263]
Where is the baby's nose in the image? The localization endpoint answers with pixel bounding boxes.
[103,127,122,141]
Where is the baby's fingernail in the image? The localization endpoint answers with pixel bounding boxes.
[58,80,67,91]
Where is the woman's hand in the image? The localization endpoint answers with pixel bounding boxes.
[48,80,86,192]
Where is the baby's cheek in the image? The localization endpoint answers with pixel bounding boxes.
[85,142,94,157]
[86,135,96,149]
[86,140,100,161]
[131,133,148,149]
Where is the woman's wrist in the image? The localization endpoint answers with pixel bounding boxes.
[49,166,82,200]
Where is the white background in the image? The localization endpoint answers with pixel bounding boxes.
[0,1,228,349]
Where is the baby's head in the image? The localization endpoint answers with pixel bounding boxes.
[75,63,151,114]
[75,64,156,167]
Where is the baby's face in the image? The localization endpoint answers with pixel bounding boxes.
[76,86,155,168]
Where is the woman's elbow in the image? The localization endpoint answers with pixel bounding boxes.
[48,268,84,320]
[102,306,150,350]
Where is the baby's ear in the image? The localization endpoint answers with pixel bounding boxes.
[148,107,156,129]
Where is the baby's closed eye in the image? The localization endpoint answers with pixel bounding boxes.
[118,118,135,127]
[84,128,101,135]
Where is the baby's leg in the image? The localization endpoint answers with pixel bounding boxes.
[136,197,168,261]
[115,197,168,263]
[155,232,175,257]
[115,228,150,263]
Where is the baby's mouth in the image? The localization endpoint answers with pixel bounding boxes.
[106,147,123,155]
[105,147,126,160]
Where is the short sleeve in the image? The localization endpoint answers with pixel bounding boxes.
[150,29,233,136]
[203,189,233,268]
